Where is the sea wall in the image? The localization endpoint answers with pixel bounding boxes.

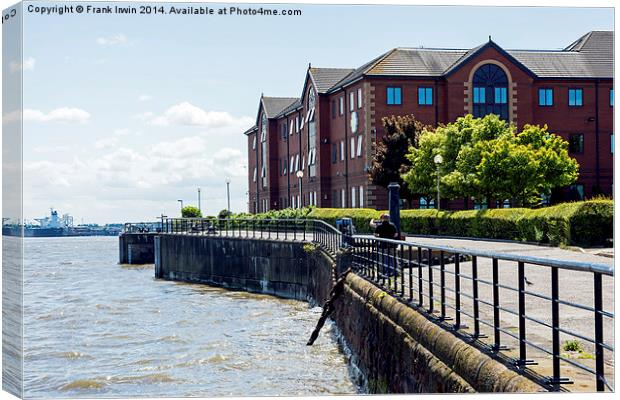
[154,234,542,393]
[119,233,156,264]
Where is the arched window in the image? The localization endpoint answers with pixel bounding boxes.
[472,64,509,120]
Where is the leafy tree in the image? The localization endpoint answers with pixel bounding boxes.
[402,115,579,208]
[181,206,202,218]
[218,209,232,219]
[401,129,446,201]
[368,115,426,205]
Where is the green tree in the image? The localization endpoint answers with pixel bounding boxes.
[401,129,446,201]
[402,115,579,208]
[181,205,202,218]
[218,209,232,219]
[368,115,426,206]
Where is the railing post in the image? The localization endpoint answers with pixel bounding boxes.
[454,253,461,329]
[551,266,560,390]
[594,272,605,391]
[417,246,423,307]
[439,251,446,320]
[517,261,527,366]
[428,248,434,314]
[492,258,503,351]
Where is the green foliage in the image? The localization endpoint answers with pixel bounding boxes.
[402,129,446,199]
[181,205,202,218]
[237,199,611,247]
[308,208,381,234]
[369,115,427,203]
[218,209,232,219]
[303,243,319,254]
[563,340,584,352]
[402,115,579,206]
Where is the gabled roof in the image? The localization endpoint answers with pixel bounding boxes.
[309,68,355,93]
[324,31,612,90]
[261,96,299,118]
[275,98,302,118]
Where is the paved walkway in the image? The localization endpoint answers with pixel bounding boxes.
[359,234,614,268]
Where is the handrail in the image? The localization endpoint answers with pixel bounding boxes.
[356,235,614,276]
[150,216,614,391]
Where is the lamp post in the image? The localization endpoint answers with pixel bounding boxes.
[197,188,201,213]
[296,170,304,209]
[433,154,443,211]
[177,199,184,216]
[225,178,231,214]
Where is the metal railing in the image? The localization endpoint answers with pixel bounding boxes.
[123,222,161,233]
[160,217,342,255]
[348,235,614,392]
[152,217,614,391]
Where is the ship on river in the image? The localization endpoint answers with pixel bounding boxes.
[2,209,122,237]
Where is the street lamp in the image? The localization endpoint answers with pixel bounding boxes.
[296,170,304,209]
[177,199,184,216]
[225,178,231,214]
[197,187,201,213]
[433,154,443,211]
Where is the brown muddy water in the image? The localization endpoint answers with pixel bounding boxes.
[22,237,360,398]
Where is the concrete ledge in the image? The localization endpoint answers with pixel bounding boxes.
[344,274,543,393]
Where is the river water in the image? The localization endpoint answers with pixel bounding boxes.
[22,237,359,398]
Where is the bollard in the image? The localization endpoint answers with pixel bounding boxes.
[388,182,401,236]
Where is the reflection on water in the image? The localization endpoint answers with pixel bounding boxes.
[22,237,358,398]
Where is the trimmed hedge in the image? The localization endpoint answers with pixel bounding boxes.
[242,200,612,247]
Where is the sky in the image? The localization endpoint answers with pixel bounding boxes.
[2,0,615,223]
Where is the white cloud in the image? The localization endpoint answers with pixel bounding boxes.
[20,107,91,124]
[113,128,132,136]
[142,102,253,132]
[10,57,35,73]
[138,94,152,102]
[23,133,248,222]
[96,34,127,46]
[94,137,119,150]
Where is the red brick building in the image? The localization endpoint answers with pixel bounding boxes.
[245,31,613,213]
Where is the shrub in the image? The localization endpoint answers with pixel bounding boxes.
[237,200,612,247]
[563,340,583,352]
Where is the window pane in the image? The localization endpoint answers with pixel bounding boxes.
[387,88,394,104]
[611,89,614,106]
[426,88,433,105]
[546,89,553,106]
[395,88,401,104]
[418,87,424,104]
[577,89,583,105]
[569,89,575,106]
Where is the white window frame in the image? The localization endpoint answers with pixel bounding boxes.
[357,88,362,109]
[253,167,257,182]
[302,155,305,171]
[359,186,364,208]
[351,187,357,208]
[341,189,346,208]
[252,136,257,150]
[349,92,355,111]
[290,156,295,174]
[339,97,344,115]
[289,121,294,136]
[295,116,300,132]
[350,137,355,159]
[340,140,345,161]
[295,154,300,171]
[357,135,363,157]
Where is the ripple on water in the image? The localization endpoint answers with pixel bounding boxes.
[23,237,359,397]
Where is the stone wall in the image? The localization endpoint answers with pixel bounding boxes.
[154,234,542,393]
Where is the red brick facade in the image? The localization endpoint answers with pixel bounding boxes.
[245,32,613,213]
